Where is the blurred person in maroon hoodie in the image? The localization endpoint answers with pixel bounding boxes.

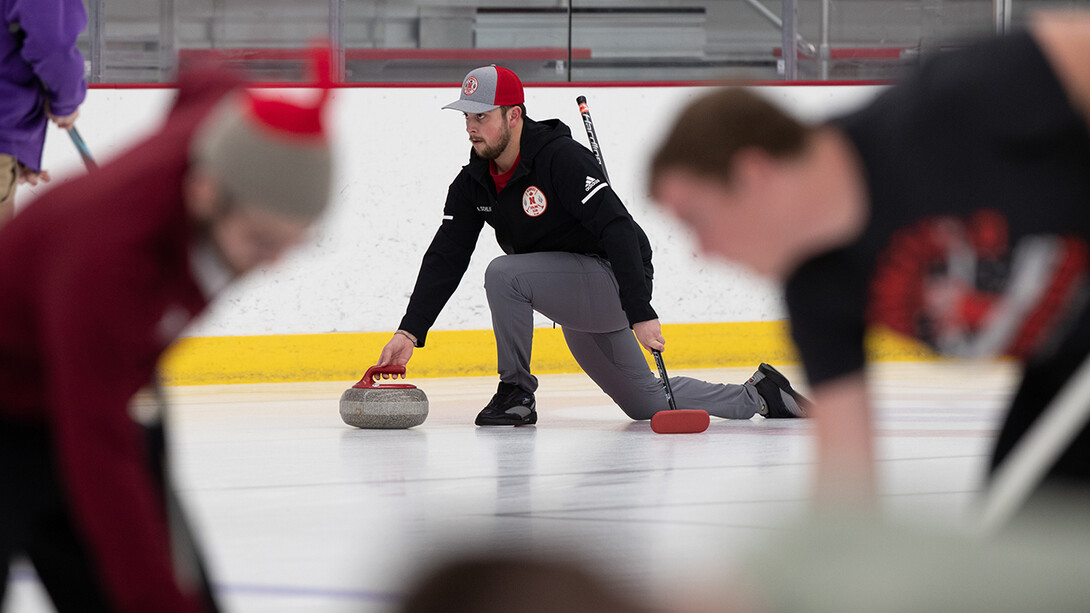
[0,60,334,612]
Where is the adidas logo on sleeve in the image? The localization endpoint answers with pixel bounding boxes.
[582,176,608,204]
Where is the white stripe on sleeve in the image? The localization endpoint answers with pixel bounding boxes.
[581,182,609,204]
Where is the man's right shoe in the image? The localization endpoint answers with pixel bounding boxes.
[475,382,537,426]
[747,363,811,418]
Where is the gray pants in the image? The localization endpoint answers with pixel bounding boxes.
[484,253,761,420]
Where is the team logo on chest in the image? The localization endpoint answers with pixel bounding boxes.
[522,186,547,217]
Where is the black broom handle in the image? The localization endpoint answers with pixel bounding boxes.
[576,95,677,412]
[576,95,611,184]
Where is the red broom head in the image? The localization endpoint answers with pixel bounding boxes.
[650,409,710,434]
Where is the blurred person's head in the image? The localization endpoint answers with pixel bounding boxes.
[649,88,866,280]
[186,89,333,275]
[398,554,654,613]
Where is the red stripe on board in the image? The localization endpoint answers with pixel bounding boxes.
[90,79,890,90]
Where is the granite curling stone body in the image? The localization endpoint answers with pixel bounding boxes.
[340,365,428,429]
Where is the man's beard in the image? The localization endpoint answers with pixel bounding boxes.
[475,124,511,160]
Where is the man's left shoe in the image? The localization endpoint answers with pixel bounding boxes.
[747,363,811,418]
[475,382,538,426]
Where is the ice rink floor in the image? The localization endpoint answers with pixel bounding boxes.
[3,361,1017,612]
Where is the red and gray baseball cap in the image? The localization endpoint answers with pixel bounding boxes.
[442,65,524,114]
[191,90,333,222]
[191,46,334,222]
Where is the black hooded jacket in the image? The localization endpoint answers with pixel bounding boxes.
[398,116,657,346]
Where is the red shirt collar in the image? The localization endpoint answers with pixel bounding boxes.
[489,154,520,192]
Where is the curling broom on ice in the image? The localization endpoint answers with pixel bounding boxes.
[576,95,709,434]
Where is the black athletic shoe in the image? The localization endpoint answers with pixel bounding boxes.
[747,363,811,418]
[475,382,537,426]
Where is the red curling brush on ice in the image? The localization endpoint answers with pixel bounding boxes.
[575,95,709,434]
[649,349,710,434]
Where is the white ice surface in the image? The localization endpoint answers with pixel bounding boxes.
[3,361,1013,612]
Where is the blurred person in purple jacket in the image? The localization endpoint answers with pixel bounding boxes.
[0,0,87,226]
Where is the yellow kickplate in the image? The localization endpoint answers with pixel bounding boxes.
[159,322,935,386]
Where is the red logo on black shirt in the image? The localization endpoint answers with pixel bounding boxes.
[522,186,547,217]
[869,210,1089,360]
[463,77,479,96]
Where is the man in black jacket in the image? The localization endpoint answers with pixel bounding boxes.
[378,65,808,426]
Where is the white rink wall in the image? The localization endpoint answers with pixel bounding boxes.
[24,84,883,338]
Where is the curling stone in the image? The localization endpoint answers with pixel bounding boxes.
[340,365,428,429]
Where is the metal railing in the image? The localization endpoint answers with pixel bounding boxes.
[741,0,820,80]
[995,0,1013,35]
[79,0,1020,85]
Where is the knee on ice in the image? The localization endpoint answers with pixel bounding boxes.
[617,402,658,421]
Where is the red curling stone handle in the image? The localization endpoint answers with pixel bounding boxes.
[353,365,417,389]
